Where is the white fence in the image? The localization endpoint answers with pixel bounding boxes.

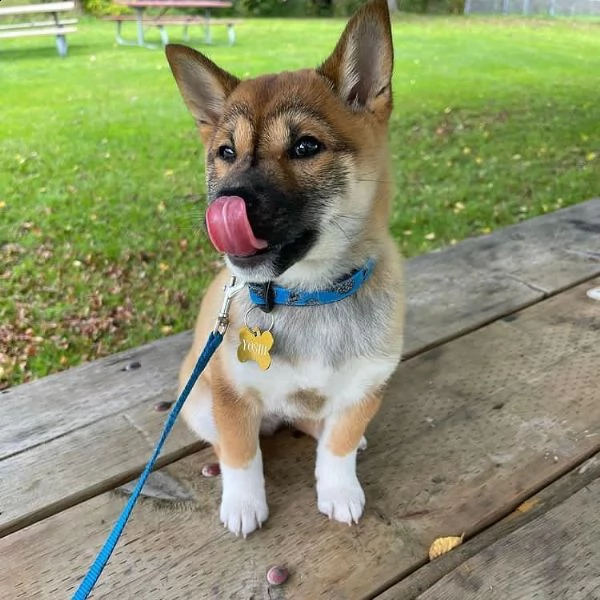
[464,0,600,16]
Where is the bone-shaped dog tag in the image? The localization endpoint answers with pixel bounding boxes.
[237,326,274,370]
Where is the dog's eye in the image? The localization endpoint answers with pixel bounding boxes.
[290,136,323,159]
[218,145,236,162]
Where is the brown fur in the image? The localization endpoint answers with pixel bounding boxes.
[288,389,328,416]
[328,393,382,456]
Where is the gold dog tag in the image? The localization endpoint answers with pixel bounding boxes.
[237,326,274,371]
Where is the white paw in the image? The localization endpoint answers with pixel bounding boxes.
[219,452,268,537]
[358,436,368,451]
[220,490,269,537]
[317,477,365,524]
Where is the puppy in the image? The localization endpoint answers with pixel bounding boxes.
[166,0,405,537]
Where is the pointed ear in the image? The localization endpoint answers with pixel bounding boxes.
[165,44,239,131]
[317,0,394,117]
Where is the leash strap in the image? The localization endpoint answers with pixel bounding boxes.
[71,331,223,600]
[247,258,376,308]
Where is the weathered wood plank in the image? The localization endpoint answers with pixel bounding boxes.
[405,197,600,356]
[0,331,193,460]
[2,199,598,466]
[2,278,598,599]
[0,402,202,537]
[414,471,600,600]
[376,453,600,599]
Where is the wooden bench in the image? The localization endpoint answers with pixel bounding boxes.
[103,13,242,46]
[0,2,77,57]
[1,199,599,598]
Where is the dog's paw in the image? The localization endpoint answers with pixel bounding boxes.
[220,490,269,537]
[317,477,365,525]
[358,435,368,452]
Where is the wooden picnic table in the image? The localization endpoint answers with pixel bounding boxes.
[1,198,599,599]
[107,0,236,48]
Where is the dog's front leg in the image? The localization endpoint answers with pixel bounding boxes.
[212,390,268,537]
[315,393,381,524]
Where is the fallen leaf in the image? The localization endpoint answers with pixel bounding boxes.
[515,497,539,514]
[429,534,464,560]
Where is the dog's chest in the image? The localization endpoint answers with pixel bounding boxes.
[223,306,397,419]
[226,347,395,419]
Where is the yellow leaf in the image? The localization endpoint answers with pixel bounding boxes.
[0,201,6,209]
[429,534,464,560]
[159,262,169,272]
[586,152,597,162]
[164,169,174,177]
[475,157,483,165]
[453,202,465,212]
[515,497,539,514]
[425,232,436,241]
[157,201,166,212]
[462,147,471,155]
[480,227,491,234]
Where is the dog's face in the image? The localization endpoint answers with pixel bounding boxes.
[166,0,394,284]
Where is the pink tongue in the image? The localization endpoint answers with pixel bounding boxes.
[205,196,268,257]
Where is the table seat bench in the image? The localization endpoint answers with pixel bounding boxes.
[0,2,77,57]
[103,13,242,46]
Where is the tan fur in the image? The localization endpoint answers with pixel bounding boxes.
[294,419,325,440]
[327,393,382,456]
[288,389,328,416]
[211,370,261,469]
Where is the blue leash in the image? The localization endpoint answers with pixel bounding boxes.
[71,330,223,599]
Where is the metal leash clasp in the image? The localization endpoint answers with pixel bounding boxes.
[213,276,245,335]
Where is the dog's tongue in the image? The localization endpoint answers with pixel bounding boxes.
[205,196,268,257]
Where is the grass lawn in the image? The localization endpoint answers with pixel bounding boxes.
[1,15,598,389]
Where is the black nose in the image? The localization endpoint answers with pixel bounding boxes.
[215,184,281,243]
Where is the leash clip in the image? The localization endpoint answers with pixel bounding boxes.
[214,276,245,335]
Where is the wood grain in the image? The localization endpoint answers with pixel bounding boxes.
[414,471,600,600]
[0,331,193,460]
[405,197,600,356]
[2,278,599,599]
[376,453,600,599]
[0,402,202,537]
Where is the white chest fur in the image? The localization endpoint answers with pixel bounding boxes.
[223,336,398,420]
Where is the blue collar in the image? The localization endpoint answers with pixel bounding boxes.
[247,258,376,311]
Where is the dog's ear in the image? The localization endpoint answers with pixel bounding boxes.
[165,44,239,136]
[317,0,393,118]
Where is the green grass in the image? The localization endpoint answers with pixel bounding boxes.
[1,15,598,388]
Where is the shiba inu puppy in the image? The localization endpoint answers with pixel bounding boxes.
[166,0,404,537]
